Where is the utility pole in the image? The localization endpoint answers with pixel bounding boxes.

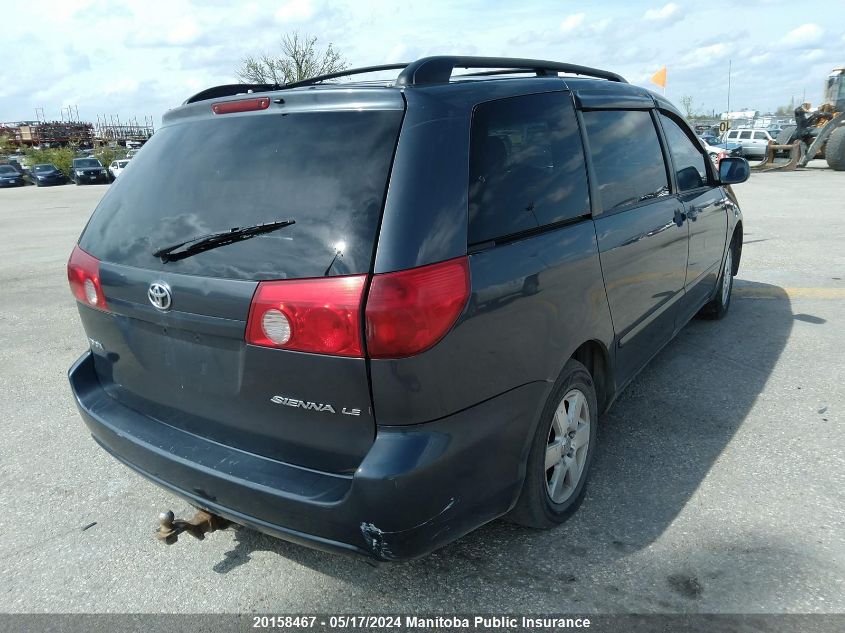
[726,59,732,119]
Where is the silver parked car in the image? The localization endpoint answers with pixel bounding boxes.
[724,128,777,159]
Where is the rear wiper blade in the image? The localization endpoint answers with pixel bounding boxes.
[152,219,295,263]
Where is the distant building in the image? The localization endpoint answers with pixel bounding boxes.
[721,110,759,121]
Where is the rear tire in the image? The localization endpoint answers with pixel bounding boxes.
[699,235,735,320]
[508,359,598,528]
[826,126,845,171]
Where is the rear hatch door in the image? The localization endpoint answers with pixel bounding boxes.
[75,89,405,473]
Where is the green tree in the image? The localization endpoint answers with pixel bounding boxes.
[236,32,348,85]
[92,145,126,170]
[0,134,15,154]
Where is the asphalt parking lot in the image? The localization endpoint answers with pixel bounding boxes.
[0,166,843,614]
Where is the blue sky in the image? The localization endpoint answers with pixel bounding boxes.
[1,0,843,125]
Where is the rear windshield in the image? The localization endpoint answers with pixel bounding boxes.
[0,165,16,175]
[79,109,403,280]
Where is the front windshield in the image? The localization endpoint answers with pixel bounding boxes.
[0,165,17,175]
[75,159,101,168]
[34,164,54,172]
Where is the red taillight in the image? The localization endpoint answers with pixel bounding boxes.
[365,257,470,359]
[211,97,270,115]
[67,245,108,310]
[246,275,367,357]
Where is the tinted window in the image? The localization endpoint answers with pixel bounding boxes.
[582,110,669,212]
[753,131,768,139]
[727,131,738,139]
[468,92,589,244]
[80,109,403,280]
[0,165,17,175]
[75,159,101,168]
[739,131,752,140]
[659,113,709,191]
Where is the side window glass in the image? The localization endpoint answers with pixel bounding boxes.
[753,131,768,140]
[582,109,669,212]
[468,92,590,244]
[739,131,752,140]
[659,113,709,191]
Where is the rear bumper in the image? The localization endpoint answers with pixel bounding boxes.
[69,351,544,560]
[75,174,109,184]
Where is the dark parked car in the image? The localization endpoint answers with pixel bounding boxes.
[71,157,109,184]
[31,163,67,186]
[0,164,25,187]
[67,56,749,561]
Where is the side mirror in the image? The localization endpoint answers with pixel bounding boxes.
[719,157,750,185]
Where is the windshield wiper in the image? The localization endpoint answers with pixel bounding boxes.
[152,219,295,263]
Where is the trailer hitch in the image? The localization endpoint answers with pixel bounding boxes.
[155,509,232,545]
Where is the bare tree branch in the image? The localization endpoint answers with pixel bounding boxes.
[236,32,349,85]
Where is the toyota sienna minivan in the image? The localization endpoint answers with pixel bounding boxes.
[68,56,749,561]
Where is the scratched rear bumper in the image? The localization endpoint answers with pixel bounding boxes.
[69,351,543,560]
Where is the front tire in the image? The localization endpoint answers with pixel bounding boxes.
[508,359,598,528]
[826,126,845,171]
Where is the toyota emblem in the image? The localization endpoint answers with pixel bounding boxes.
[148,281,172,311]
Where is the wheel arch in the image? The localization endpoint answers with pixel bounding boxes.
[570,340,613,414]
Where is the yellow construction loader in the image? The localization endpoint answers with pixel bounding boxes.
[755,67,845,171]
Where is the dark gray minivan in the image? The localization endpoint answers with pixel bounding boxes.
[68,57,749,561]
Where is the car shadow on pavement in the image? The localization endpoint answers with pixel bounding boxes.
[211,282,794,604]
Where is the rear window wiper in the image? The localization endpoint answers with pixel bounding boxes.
[152,219,295,263]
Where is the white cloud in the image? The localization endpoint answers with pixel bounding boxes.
[677,43,732,70]
[2,0,844,127]
[799,48,824,61]
[126,17,203,47]
[384,44,407,64]
[275,0,314,23]
[644,3,681,22]
[560,13,585,34]
[781,23,823,46]
[166,18,200,45]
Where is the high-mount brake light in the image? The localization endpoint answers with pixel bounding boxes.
[211,97,270,115]
[365,257,470,359]
[67,245,108,311]
[246,276,367,357]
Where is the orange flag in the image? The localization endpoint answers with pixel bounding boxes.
[650,66,667,88]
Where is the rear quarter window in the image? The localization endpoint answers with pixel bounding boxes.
[468,91,590,245]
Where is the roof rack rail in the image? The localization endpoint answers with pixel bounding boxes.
[184,57,626,104]
[397,56,627,85]
[281,63,409,89]
[184,64,409,104]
